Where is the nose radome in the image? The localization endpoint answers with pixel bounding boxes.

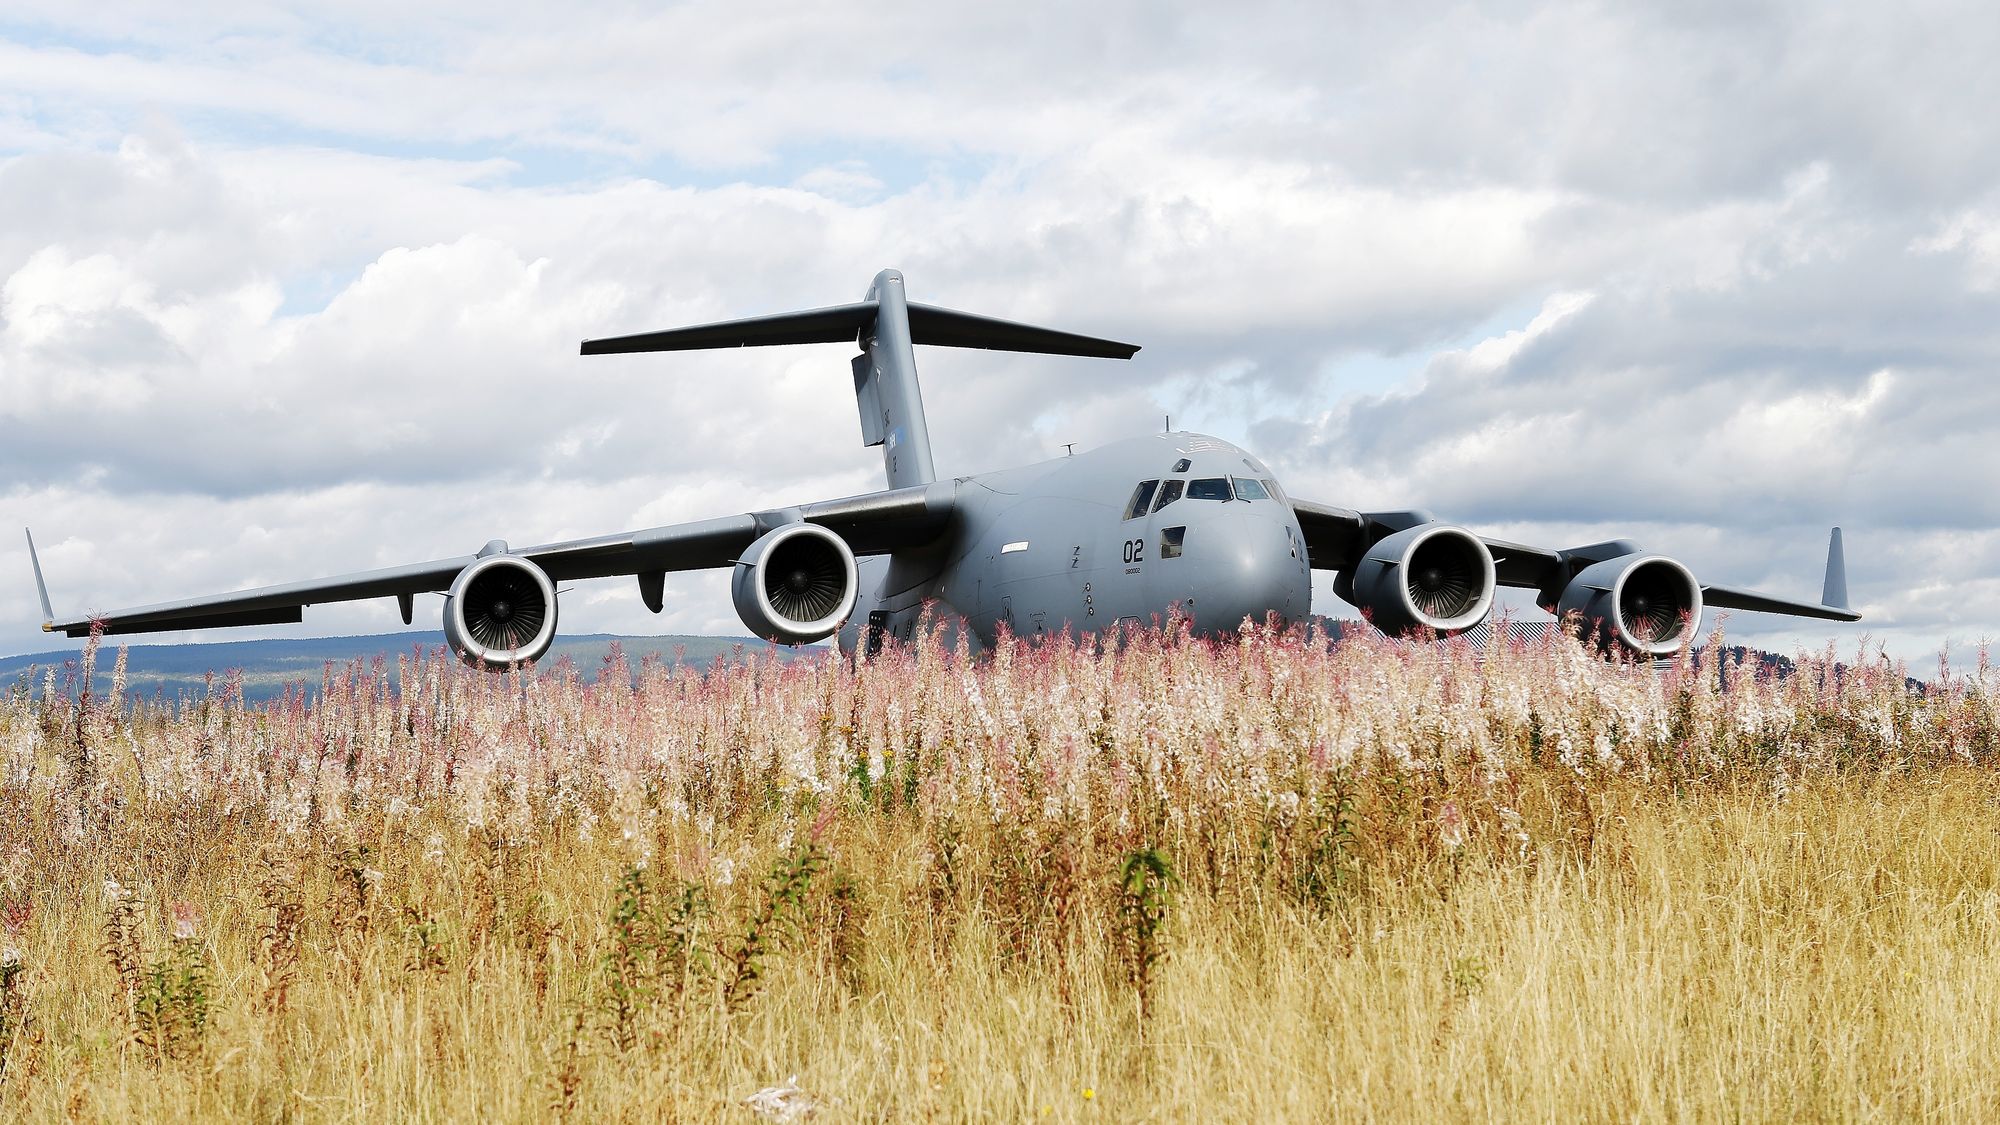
[1196,508,1309,632]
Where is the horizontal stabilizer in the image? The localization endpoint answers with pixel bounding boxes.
[905,303,1139,358]
[581,300,1139,360]
[581,302,876,355]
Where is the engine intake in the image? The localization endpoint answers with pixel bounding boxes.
[1556,554,1702,657]
[731,523,859,645]
[444,554,559,670]
[1349,524,1496,635]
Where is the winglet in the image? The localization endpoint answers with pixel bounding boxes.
[1821,527,1849,611]
[24,529,54,629]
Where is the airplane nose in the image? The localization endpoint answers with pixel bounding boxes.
[1187,506,1310,633]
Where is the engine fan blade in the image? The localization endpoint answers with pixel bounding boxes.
[1621,572,1684,642]
[766,550,846,620]
[1407,561,1478,619]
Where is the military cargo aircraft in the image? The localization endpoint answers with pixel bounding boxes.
[27,269,1858,667]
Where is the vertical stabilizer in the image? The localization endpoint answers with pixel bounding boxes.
[855,270,937,489]
[25,528,54,627]
[1822,527,1848,611]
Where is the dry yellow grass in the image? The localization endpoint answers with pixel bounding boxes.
[1,626,1996,1121]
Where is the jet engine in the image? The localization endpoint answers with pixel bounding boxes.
[443,554,559,670]
[1556,554,1702,657]
[730,523,859,645]
[1348,524,1496,635]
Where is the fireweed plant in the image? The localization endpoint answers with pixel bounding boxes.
[0,617,1996,1118]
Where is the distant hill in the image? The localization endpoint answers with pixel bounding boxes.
[0,632,815,705]
[4,622,1881,708]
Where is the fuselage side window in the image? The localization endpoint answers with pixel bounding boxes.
[1153,479,1184,512]
[1232,477,1271,501]
[1188,477,1232,501]
[1160,526,1186,559]
[1124,480,1160,520]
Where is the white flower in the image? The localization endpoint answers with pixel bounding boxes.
[1,946,20,968]
[1270,790,1301,829]
[743,1075,816,1122]
[101,878,129,903]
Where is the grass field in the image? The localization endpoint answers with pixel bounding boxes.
[0,620,1994,1121]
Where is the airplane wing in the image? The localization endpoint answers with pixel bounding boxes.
[30,482,956,638]
[1696,583,1859,622]
[1289,500,1860,624]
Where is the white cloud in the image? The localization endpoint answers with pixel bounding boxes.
[1916,206,2000,291]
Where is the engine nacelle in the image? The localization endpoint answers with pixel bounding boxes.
[443,554,559,671]
[1349,523,1496,635]
[730,523,859,645]
[1556,554,1702,657]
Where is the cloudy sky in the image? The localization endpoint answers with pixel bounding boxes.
[3,0,1996,664]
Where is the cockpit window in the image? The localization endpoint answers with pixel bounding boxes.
[1232,477,1271,501]
[1187,477,1232,501]
[1124,480,1159,520]
[1153,479,1184,512]
[1172,458,1192,473]
[1160,526,1186,559]
[1261,479,1283,503]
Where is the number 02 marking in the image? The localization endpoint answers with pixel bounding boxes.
[1122,538,1145,564]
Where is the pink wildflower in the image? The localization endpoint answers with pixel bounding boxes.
[169,900,201,941]
[0,899,29,938]
[809,800,838,845]
[1439,800,1467,851]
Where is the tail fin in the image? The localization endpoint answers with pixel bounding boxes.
[25,528,54,630]
[581,269,1140,489]
[1822,526,1848,611]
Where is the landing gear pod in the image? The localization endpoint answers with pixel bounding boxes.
[731,523,859,645]
[1349,524,1497,636]
[444,554,559,670]
[1557,554,1702,657]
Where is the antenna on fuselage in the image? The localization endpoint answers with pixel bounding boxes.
[580,269,1142,492]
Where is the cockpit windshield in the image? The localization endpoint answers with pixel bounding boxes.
[1124,480,1159,520]
[1153,479,1184,512]
[1187,477,1232,501]
[1231,477,1271,501]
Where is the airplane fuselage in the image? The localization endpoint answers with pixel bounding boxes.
[838,432,1313,652]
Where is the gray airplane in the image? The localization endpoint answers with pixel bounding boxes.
[26,269,1858,665]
